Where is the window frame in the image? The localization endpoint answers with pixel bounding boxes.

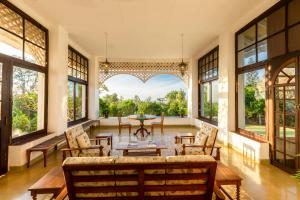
[234,0,300,142]
[67,46,88,127]
[198,46,219,126]
[0,0,49,144]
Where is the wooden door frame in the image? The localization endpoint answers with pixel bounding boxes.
[270,56,300,172]
[0,58,11,175]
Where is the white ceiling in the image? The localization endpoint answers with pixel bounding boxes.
[21,0,266,59]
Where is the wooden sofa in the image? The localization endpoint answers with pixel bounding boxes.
[60,155,225,200]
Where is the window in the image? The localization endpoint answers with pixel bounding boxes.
[0,3,47,66]
[12,67,45,138]
[237,0,300,69]
[67,46,88,126]
[235,0,300,140]
[0,1,48,143]
[237,68,266,138]
[198,47,218,124]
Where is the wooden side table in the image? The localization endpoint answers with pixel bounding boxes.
[28,167,65,200]
[95,133,113,149]
[215,162,243,200]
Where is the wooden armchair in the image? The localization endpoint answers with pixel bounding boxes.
[62,125,111,160]
[175,123,221,160]
[150,112,164,134]
[118,113,132,135]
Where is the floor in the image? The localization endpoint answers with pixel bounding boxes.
[0,125,299,200]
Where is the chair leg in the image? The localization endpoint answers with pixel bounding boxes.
[129,126,131,135]
[161,125,163,134]
[119,126,121,135]
[151,126,154,135]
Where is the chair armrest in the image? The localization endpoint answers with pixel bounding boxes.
[214,185,225,200]
[182,144,221,160]
[54,187,67,200]
[175,135,195,144]
[61,145,103,151]
[61,145,104,160]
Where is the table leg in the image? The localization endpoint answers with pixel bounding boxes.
[43,150,47,167]
[236,185,240,200]
[27,150,31,168]
[156,149,161,156]
[31,191,37,200]
[123,150,128,156]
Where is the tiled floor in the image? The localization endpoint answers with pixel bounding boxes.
[0,125,299,200]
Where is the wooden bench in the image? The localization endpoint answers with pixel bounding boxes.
[28,167,65,200]
[27,134,65,168]
[215,162,243,200]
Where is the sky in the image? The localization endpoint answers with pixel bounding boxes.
[100,74,187,100]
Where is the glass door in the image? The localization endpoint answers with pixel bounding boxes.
[0,59,10,176]
[273,58,299,171]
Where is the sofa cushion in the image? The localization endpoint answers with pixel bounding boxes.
[65,125,85,156]
[76,132,91,148]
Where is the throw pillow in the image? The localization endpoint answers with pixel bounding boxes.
[76,132,91,148]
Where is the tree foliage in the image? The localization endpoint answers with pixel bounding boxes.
[99,90,187,117]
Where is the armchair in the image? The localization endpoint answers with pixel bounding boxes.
[175,123,221,160]
[62,125,111,160]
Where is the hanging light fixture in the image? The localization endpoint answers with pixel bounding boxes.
[102,32,110,74]
[178,33,187,77]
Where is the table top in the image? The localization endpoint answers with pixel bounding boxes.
[115,140,167,150]
[28,167,65,191]
[216,162,242,185]
[128,114,156,121]
[95,133,113,137]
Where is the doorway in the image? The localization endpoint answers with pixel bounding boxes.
[272,57,300,172]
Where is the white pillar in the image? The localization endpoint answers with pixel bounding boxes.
[88,57,99,119]
[37,73,45,130]
[188,59,198,118]
[48,25,68,135]
[218,31,235,145]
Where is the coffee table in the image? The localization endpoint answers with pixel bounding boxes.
[115,140,167,156]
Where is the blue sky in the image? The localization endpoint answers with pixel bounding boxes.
[100,74,187,100]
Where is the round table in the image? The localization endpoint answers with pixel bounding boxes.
[128,114,156,137]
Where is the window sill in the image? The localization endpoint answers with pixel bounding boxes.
[234,129,267,143]
[68,117,88,127]
[11,131,54,146]
[198,117,218,126]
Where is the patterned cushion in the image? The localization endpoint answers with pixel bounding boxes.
[174,143,183,155]
[76,132,91,148]
[78,148,101,157]
[65,125,85,156]
[185,147,205,155]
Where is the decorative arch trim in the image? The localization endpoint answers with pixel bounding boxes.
[99,61,189,85]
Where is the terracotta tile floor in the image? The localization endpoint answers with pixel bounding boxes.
[0,125,299,200]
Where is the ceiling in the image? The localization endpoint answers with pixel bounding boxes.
[20,0,267,59]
